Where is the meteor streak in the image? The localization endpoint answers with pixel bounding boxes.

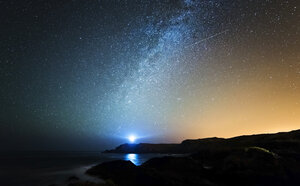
[186,29,229,48]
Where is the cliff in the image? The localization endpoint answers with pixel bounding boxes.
[82,129,300,186]
[104,129,300,154]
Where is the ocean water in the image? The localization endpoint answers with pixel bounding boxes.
[0,151,165,186]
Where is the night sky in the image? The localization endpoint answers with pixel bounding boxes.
[0,0,299,150]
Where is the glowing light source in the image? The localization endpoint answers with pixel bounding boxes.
[128,135,136,143]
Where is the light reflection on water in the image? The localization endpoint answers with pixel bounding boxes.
[124,153,140,165]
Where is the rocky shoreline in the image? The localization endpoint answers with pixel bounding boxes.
[72,129,300,185]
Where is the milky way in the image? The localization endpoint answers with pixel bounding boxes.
[0,0,299,150]
[94,1,230,139]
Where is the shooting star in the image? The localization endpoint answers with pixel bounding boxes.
[186,29,229,48]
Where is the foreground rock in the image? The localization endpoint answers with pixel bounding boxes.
[86,159,212,186]
[88,129,300,186]
[86,160,168,186]
[88,146,300,186]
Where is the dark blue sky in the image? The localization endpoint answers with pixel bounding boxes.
[1,0,299,150]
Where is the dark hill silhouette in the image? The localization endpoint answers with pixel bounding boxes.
[78,129,300,186]
[104,129,300,155]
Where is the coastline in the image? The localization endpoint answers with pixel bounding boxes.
[83,129,300,186]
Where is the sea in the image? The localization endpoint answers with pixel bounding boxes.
[0,151,167,186]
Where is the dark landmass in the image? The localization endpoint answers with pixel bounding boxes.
[82,129,300,186]
[104,129,300,154]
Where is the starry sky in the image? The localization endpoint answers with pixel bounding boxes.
[0,0,299,150]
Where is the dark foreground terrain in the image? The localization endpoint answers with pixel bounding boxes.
[73,129,300,186]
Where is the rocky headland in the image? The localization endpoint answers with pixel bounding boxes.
[73,129,300,186]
